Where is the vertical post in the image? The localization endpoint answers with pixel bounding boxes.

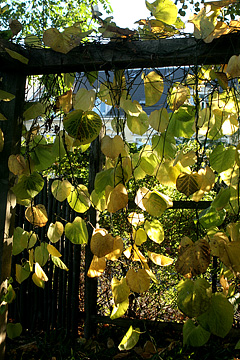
[0,71,26,360]
[84,133,103,339]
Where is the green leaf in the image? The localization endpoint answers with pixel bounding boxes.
[183,319,210,347]
[127,111,149,136]
[32,273,45,288]
[152,133,176,160]
[198,207,226,229]
[23,102,45,120]
[65,217,88,245]
[51,134,66,159]
[212,187,231,210]
[16,263,30,284]
[149,108,169,132]
[35,242,49,267]
[94,169,114,194]
[67,184,91,213]
[197,293,234,338]
[168,115,195,138]
[177,278,212,318]
[5,47,28,64]
[6,323,22,339]
[171,104,195,122]
[85,71,98,86]
[110,298,129,320]
[13,227,29,255]
[209,144,236,173]
[0,90,15,102]
[142,190,173,217]
[12,172,44,200]
[144,219,164,244]
[63,110,102,145]
[139,148,158,175]
[64,72,76,88]
[90,190,107,211]
[51,255,69,271]
[118,326,141,351]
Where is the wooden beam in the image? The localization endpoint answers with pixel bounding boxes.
[0,72,26,360]
[0,33,240,75]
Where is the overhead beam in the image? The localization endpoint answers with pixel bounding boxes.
[0,33,240,75]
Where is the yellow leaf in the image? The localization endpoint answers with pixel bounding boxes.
[111,277,130,304]
[43,26,92,54]
[189,6,218,40]
[32,273,45,288]
[148,251,174,266]
[8,154,27,176]
[0,129,4,152]
[143,71,164,107]
[133,228,147,246]
[87,255,106,278]
[175,239,211,278]
[35,262,48,281]
[105,236,124,261]
[226,55,240,78]
[101,135,125,159]
[168,84,190,111]
[90,233,115,258]
[47,244,62,258]
[124,244,147,263]
[51,179,72,202]
[25,204,48,227]
[126,268,150,294]
[56,90,73,113]
[47,221,64,243]
[106,184,128,213]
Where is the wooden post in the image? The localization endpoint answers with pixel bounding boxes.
[84,131,104,339]
[0,72,26,360]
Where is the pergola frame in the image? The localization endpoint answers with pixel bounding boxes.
[0,32,239,359]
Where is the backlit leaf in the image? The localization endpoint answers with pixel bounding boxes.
[51,255,69,271]
[35,262,48,281]
[43,26,92,54]
[25,204,48,227]
[149,108,169,132]
[47,221,64,243]
[51,179,72,202]
[226,55,240,78]
[101,135,125,159]
[56,90,73,113]
[148,251,174,266]
[65,217,88,245]
[110,298,129,320]
[168,84,190,111]
[87,255,106,278]
[143,71,164,106]
[12,172,44,200]
[47,244,61,257]
[23,102,45,120]
[63,110,102,145]
[0,90,15,101]
[32,273,45,288]
[127,111,149,135]
[111,277,130,304]
[118,326,140,351]
[106,184,128,213]
[126,268,150,294]
[67,184,91,213]
[146,0,178,25]
[133,228,147,246]
[209,144,235,173]
[177,278,212,318]
[74,88,96,111]
[144,219,164,244]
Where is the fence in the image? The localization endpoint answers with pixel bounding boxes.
[8,178,85,336]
